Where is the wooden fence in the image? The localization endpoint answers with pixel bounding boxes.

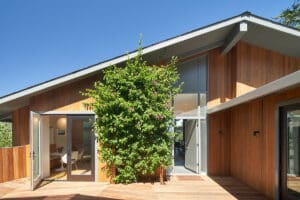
[0,145,30,183]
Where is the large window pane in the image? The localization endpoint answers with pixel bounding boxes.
[287,109,300,197]
[174,93,198,118]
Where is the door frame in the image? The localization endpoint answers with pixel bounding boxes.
[30,111,43,190]
[66,115,95,181]
[170,116,201,175]
[279,102,300,199]
[29,111,97,189]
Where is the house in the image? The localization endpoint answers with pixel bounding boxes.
[0,12,300,199]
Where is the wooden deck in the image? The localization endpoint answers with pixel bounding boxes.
[0,176,268,200]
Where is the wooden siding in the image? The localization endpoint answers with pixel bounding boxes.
[29,74,100,112]
[208,41,300,108]
[208,110,230,176]
[236,42,300,96]
[208,47,236,108]
[12,106,30,146]
[0,145,30,183]
[229,99,264,194]
[98,146,110,182]
[208,86,300,199]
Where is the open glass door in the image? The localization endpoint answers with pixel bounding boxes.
[30,111,42,190]
[184,119,199,173]
[67,115,95,181]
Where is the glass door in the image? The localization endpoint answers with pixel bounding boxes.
[67,115,95,181]
[281,104,300,199]
[30,111,42,190]
[184,119,199,173]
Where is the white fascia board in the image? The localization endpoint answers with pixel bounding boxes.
[0,16,244,105]
[207,70,300,114]
[248,15,300,37]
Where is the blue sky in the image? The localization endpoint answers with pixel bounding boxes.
[0,0,294,96]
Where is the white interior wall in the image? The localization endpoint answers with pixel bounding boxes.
[54,116,67,152]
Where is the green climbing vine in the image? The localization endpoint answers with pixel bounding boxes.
[83,44,180,183]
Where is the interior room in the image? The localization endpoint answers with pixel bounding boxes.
[40,115,93,181]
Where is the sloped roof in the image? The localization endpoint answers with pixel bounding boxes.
[1,12,300,117]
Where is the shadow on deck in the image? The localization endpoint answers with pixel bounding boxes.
[0,176,268,200]
[210,176,268,200]
[1,194,120,200]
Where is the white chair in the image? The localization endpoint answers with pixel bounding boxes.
[61,152,78,169]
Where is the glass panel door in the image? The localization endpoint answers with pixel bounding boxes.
[184,119,199,173]
[30,112,42,190]
[281,104,300,199]
[67,115,95,181]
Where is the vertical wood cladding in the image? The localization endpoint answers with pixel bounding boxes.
[12,106,30,146]
[0,145,30,183]
[208,47,236,108]
[235,42,300,96]
[208,110,231,175]
[29,74,101,112]
[208,41,300,108]
[208,87,300,199]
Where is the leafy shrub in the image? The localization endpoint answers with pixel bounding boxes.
[84,45,180,183]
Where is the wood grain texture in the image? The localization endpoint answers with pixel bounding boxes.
[208,86,300,199]
[0,145,29,183]
[229,100,264,194]
[208,47,236,108]
[29,74,101,112]
[25,145,30,178]
[12,106,30,146]
[236,42,300,97]
[208,110,230,175]
[97,146,110,182]
[208,41,300,108]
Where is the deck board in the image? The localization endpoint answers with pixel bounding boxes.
[0,176,268,200]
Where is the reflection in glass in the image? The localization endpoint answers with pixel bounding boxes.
[287,109,300,197]
[71,117,93,176]
[174,120,184,166]
[174,93,198,118]
[32,114,40,180]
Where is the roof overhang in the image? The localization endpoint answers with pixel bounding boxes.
[207,70,300,114]
[1,12,300,116]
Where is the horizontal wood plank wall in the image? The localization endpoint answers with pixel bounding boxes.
[0,145,30,183]
[12,106,30,146]
[208,86,300,199]
[29,74,101,112]
[236,42,300,97]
